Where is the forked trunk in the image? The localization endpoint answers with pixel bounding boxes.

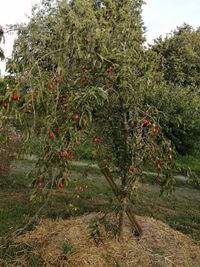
[119,197,127,241]
[99,164,142,237]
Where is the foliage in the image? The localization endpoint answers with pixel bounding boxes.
[151,23,200,88]
[146,84,200,154]
[1,0,177,236]
[144,25,200,154]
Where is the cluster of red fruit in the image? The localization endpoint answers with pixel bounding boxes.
[48,133,75,160]
[142,118,159,134]
[54,75,63,84]
[48,75,63,90]
[37,179,64,189]
[106,66,113,73]
[60,150,75,161]
[48,113,79,138]
[80,65,87,82]
[2,92,19,109]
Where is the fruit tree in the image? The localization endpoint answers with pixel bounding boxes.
[1,0,175,237]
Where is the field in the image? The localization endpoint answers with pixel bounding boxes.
[0,159,200,250]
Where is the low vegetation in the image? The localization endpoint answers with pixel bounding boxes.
[1,159,199,240]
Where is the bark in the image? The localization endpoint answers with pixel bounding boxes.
[99,164,142,237]
[119,197,127,241]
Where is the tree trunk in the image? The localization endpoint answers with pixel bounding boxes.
[119,197,127,241]
[99,164,142,237]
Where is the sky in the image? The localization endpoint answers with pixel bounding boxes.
[0,0,200,74]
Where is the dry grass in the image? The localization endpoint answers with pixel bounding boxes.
[11,213,200,267]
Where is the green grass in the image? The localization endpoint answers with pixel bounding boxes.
[62,241,75,255]
[176,154,200,173]
[134,184,200,242]
[0,159,200,264]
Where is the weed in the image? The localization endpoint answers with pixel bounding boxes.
[62,241,75,255]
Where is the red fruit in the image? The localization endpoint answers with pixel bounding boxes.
[84,37,91,44]
[12,93,19,101]
[58,180,64,189]
[94,136,101,144]
[106,67,113,73]
[54,75,62,83]
[48,83,53,90]
[68,153,75,161]
[49,132,54,139]
[151,126,159,134]
[81,76,87,82]
[3,101,8,109]
[72,114,80,121]
[55,127,60,132]
[26,107,31,114]
[156,163,162,172]
[106,79,113,87]
[82,65,87,72]
[37,180,43,189]
[168,154,173,161]
[142,119,149,127]
[60,151,68,157]
[129,165,137,173]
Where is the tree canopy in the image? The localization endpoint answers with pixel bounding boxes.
[1,0,199,236]
[151,24,200,88]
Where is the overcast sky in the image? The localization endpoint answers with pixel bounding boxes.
[0,0,200,74]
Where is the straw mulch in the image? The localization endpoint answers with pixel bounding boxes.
[14,213,200,267]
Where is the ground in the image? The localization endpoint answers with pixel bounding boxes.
[2,213,200,266]
[0,159,200,266]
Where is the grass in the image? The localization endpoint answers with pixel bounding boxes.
[0,159,200,264]
[176,154,200,173]
[62,241,75,255]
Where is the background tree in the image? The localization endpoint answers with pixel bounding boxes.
[146,24,200,154]
[151,24,200,88]
[2,0,175,238]
[145,84,200,155]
